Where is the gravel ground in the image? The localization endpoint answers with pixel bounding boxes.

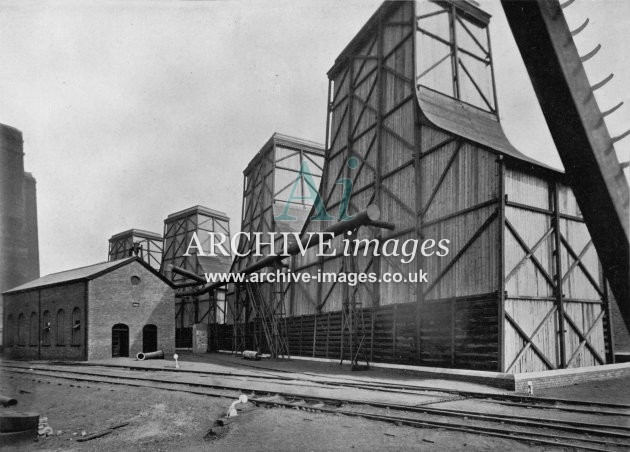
[1,372,562,451]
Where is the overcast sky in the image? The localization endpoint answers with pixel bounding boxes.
[1,0,629,276]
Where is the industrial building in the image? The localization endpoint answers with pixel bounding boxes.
[201,0,628,373]
[2,257,175,360]
[2,1,627,377]
[0,123,39,348]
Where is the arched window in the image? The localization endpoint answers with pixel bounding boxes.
[29,312,38,346]
[71,308,81,345]
[17,313,26,346]
[56,309,65,345]
[42,311,51,346]
[6,315,14,346]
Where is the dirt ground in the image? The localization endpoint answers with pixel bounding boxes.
[1,371,561,452]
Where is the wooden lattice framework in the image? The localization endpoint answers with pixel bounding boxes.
[502,166,612,371]
[226,133,324,353]
[216,1,614,372]
[108,229,163,270]
[161,205,231,348]
[286,0,610,372]
[502,0,629,332]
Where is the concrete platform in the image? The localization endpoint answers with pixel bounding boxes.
[82,351,630,392]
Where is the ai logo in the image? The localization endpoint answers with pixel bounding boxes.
[275,157,359,222]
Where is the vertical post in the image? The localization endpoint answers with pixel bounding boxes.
[370,308,375,363]
[270,141,277,236]
[349,260,354,366]
[553,182,567,368]
[486,24,499,115]
[233,285,239,354]
[300,150,306,208]
[603,277,615,363]
[37,289,41,360]
[312,314,317,357]
[412,0,424,363]
[315,78,334,319]
[497,155,506,371]
[326,312,330,358]
[324,79,332,156]
[344,48,355,364]
[392,304,398,360]
[450,5,460,99]
[450,297,456,367]
[299,316,303,356]
[373,7,384,312]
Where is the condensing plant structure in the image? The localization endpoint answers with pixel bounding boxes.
[226,133,325,356]
[108,229,163,270]
[161,206,232,348]
[214,0,620,373]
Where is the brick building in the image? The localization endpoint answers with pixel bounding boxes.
[2,257,175,360]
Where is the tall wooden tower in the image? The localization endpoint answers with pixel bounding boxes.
[108,229,163,270]
[161,205,232,347]
[283,0,613,372]
[226,133,325,353]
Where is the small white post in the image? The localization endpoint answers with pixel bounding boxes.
[527,380,533,395]
[174,353,179,369]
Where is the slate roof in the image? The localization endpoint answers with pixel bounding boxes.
[3,257,173,294]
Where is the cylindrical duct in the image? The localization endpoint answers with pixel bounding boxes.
[136,350,165,360]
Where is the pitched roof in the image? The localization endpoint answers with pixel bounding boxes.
[165,205,230,223]
[244,132,324,175]
[109,228,163,241]
[3,257,173,294]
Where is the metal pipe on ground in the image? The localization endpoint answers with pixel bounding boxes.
[136,350,165,361]
[242,350,261,360]
[177,205,394,297]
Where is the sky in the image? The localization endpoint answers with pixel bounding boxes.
[1,0,629,276]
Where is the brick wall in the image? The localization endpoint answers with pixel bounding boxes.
[2,281,87,360]
[87,260,174,360]
[514,363,630,392]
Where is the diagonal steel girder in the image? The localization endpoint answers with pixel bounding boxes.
[501,0,629,330]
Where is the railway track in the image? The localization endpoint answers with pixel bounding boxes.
[56,357,630,415]
[2,362,629,451]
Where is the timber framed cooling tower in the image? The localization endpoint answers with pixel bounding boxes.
[225,133,325,354]
[161,205,232,348]
[217,0,619,373]
[108,229,163,270]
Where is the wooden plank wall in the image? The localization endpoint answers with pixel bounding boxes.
[214,298,495,371]
[502,166,610,372]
